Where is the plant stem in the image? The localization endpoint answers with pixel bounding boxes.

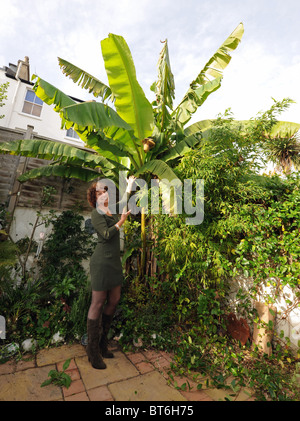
[140,207,146,278]
[21,214,40,281]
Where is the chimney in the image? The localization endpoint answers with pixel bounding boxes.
[16,56,30,81]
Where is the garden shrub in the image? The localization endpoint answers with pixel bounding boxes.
[39,210,95,285]
[0,209,95,348]
[0,205,19,293]
[232,173,300,302]
[117,110,300,400]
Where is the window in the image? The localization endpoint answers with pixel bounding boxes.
[66,128,80,140]
[22,90,43,117]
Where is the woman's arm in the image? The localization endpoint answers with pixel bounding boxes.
[117,176,136,212]
[91,211,118,240]
[115,176,135,231]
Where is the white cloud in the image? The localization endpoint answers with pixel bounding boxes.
[1,0,299,125]
[0,0,20,38]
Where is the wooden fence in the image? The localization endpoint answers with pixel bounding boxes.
[0,126,95,218]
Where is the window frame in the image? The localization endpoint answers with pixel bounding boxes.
[65,127,80,141]
[21,89,43,117]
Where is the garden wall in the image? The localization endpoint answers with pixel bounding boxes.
[0,126,92,214]
[229,276,300,354]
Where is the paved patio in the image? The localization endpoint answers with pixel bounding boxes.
[0,342,255,402]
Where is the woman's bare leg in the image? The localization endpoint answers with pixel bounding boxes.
[87,290,107,320]
[99,285,121,358]
[103,285,121,316]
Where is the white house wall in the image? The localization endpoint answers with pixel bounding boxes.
[0,69,84,147]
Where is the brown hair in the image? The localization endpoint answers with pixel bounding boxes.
[87,182,97,208]
[87,181,109,208]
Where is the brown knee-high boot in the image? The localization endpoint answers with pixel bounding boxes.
[99,313,114,358]
[86,318,106,369]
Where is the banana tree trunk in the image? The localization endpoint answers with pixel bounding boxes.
[140,207,146,278]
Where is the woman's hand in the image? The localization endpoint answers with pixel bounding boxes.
[120,209,131,223]
[115,209,131,230]
[125,176,136,193]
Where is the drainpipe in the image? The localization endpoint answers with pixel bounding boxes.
[6,58,27,128]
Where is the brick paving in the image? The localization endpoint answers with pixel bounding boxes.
[0,342,256,402]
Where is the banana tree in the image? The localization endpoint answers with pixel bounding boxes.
[0,23,245,274]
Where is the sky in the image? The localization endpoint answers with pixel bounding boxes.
[1,0,300,126]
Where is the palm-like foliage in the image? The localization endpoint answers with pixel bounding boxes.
[0,24,245,186]
[263,123,300,173]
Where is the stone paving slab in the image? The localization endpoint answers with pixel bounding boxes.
[36,343,86,367]
[0,343,256,402]
[65,391,89,401]
[0,365,62,401]
[75,351,140,390]
[204,385,252,401]
[179,389,214,401]
[87,385,114,401]
[108,370,187,401]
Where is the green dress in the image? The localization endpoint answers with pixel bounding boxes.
[89,208,123,291]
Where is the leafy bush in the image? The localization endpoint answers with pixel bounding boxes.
[117,107,300,400]
[39,210,95,286]
[0,209,94,347]
[232,174,300,302]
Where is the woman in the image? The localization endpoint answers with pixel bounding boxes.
[86,177,135,369]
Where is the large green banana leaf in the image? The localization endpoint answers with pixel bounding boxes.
[18,164,101,183]
[184,119,214,136]
[81,131,130,162]
[174,78,222,126]
[32,76,138,167]
[33,75,76,113]
[58,57,113,102]
[0,138,118,170]
[269,121,300,137]
[101,33,154,142]
[0,137,128,183]
[134,159,182,216]
[61,101,132,132]
[134,159,180,183]
[33,75,87,135]
[160,134,200,163]
[152,39,175,129]
[60,101,138,157]
[33,77,132,136]
[229,120,300,139]
[172,22,244,126]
